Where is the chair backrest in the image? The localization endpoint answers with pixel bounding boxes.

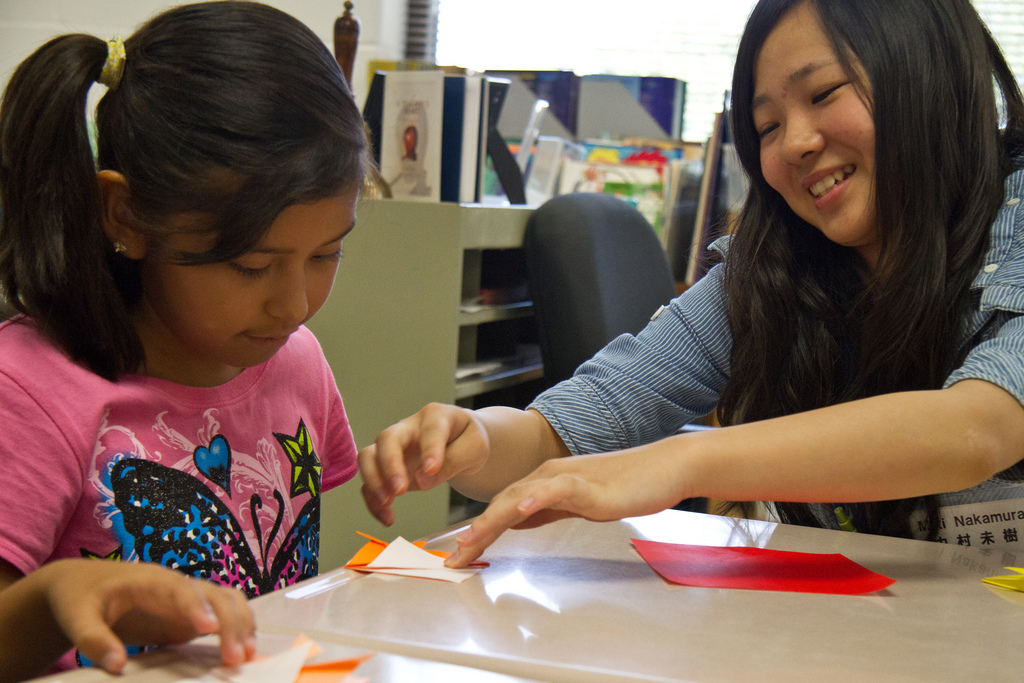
[524,192,677,389]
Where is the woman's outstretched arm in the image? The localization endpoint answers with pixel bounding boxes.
[445,379,1024,566]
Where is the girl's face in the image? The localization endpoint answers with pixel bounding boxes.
[133,188,358,387]
[752,2,879,267]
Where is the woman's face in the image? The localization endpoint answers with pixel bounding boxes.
[752,2,879,267]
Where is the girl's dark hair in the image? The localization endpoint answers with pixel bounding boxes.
[720,0,1024,536]
[0,1,369,380]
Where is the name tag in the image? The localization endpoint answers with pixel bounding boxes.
[932,499,1024,548]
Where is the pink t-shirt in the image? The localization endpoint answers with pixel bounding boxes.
[0,316,357,598]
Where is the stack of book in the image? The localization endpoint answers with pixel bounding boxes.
[364,70,493,203]
[486,70,687,142]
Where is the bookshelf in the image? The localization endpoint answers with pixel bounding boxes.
[307,198,538,570]
[457,300,533,325]
[455,363,545,401]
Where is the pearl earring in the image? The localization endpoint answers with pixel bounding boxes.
[113,241,127,254]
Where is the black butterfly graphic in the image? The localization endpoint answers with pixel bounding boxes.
[110,458,319,598]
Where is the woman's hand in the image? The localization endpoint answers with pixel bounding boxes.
[41,559,254,676]
[444,444,689,567]
[358,402,491,525]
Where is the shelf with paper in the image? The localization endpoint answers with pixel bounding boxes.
[456,243,542,407]
[458,300,534,326]
[455,360,544,401]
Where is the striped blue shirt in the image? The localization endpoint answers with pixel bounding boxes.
[531,166,1024,544]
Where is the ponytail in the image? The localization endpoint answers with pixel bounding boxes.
[0,2,368,381]
[0,35,142,379]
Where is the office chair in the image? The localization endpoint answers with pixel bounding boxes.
[525,192,707,513]
[524,192,677,390]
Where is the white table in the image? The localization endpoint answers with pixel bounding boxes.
[252,510,1024,683]
[30,632,545,682]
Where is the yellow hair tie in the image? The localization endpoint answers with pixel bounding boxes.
[98,36,126,90]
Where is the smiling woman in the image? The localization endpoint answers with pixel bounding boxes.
[720,0,1024,533]
[363,0,1024,569]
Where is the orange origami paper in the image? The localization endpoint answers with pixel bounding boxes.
[345,531,488,568]
[196,635,373,683]
[287,635,374,682]
[297,655,374,683]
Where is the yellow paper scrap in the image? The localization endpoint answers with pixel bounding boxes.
[983,566,1024,592]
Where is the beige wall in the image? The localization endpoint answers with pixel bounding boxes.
[0,0,406,108]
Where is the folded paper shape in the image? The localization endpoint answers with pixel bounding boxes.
[631,538,896,595]
[345,531,444,566]
[297,657,372,683]
[983,566,1024,592]
[178,637,373,683]
[292,635,373,683]
[209,641,310,683]
[344,533,487,583]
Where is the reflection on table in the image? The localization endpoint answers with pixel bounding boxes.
[29,631,545,682]
[254,510,1024,683]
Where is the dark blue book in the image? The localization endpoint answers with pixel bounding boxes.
[581,74,686,139]
[485,70,579,136]
[441,74,485,202]
[638,76,686,139]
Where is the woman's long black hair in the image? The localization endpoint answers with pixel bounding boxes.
[0,1,369,380]
[720,0,1024,537]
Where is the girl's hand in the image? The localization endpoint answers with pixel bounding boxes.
[43,559,255,674]
[358,403,491,525]
[444,446,688,568]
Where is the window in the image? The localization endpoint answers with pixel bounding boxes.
[428,0,1024,143]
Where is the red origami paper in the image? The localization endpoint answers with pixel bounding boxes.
[631,539,895,595]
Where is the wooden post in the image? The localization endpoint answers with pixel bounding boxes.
[333,1,360,91]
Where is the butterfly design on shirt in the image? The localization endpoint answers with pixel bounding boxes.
[108,424,323,597]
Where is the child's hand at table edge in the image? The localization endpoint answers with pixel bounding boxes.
[44,558,256,674]
[359,402,490,526]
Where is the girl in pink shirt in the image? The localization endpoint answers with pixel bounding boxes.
[0,1,368,674]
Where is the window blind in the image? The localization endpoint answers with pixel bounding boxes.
[416,0,1024,143]
[405,0,439,61]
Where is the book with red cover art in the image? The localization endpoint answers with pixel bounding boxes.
[379,70,445,201]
